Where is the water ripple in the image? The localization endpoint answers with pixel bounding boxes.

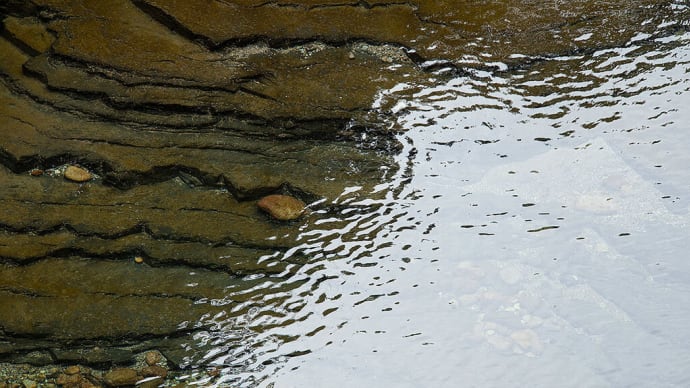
[183,15,690,388]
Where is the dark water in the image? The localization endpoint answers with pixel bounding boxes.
[179,6,690,388]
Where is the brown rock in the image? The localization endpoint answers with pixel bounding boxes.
[257,194,306,221]
[65,365,81,375]
[103,368,139,387]
[140,365,167,378]
[29,169,43,176]
[56,373,82,386]
[64,165,92,182]
[144,351,161,366]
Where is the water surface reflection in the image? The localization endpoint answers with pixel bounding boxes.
[189,10,690,388]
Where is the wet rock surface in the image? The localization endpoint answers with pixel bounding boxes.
[0,0,684,384]
[0,0,404,379]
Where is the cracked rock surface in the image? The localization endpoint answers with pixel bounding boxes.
[0,0,679,373]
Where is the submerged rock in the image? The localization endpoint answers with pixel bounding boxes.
[257,194,306,221]
[56,371,85,386]
[140,365,167,378]
[144,351,160,366]
[64,165,92,182]
[64,365,81,375]
[103,368,139,387]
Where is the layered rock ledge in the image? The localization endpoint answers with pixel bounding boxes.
[0,0,683,377]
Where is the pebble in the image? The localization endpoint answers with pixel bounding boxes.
[56,373,82,386]
[64,165,92,182]
[257,194,306,221]
[134,256,144,264]
[103,368,139,387]
[144,351,160,366]
[29,169,43,176]
[64,365,80,375]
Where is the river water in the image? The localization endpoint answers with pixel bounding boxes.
[179,7,690,388]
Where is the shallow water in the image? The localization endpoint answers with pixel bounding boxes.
[178,8,690,388]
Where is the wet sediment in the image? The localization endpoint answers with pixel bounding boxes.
[0,0,684,384]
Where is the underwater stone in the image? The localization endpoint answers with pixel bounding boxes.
[103,368,139,387]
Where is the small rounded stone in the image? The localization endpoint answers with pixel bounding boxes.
[257,194,306,221]
[134,256,144,264]
[144,351,161,366]
[29,169,44,176]
[103,368,139,386]
[64,165,92,182]
[64,365,81,375]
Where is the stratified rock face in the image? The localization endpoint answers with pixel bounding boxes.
[0,0,406,368]
[0,0,680,371]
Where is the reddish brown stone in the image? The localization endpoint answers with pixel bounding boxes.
[257,195,306,221]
